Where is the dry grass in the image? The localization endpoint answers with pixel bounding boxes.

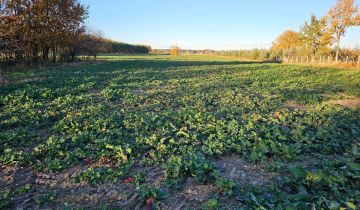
[328,95,360,109]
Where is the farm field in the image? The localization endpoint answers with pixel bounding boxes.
[0,55,360,209]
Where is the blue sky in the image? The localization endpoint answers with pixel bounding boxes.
[81,0,360,50]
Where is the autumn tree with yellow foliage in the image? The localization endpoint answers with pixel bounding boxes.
[327,0,360,62]
[271,30,301,57]
[170,45,181,55]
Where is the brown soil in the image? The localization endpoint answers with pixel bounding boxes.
[284,100,308,111]
[1,155,279,209]
[328,95,360,109]
[214,155,278,186]
[0,77,44,86]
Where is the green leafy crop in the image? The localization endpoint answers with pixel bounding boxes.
[1,55,359,209]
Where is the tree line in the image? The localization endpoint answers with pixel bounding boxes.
[214,49,271,61]
[209,0,360,64]
[0,0,151,66]
[110,42,151,54]
[271,0,360,62]
[153,47,214,55]
[73,32,151,59]
[0,0,88,64]
[213,47,360,64]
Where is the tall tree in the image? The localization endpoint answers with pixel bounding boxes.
[0,0,30,61]
[299,15,333,56]
[271,30,301,57]
[327,0,360,62]
[0,0,87,64]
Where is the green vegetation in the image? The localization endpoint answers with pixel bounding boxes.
[0,55,359,209]
[110,41,151,54]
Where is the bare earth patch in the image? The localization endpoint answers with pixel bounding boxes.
[162,155,279,209]
[164,178,217,210]
[1,156,278,209]
[284,100,308,111]
[0,77,44,86]
[214,155,278,186]
[328,95,360,109]
[0,164,139,209]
